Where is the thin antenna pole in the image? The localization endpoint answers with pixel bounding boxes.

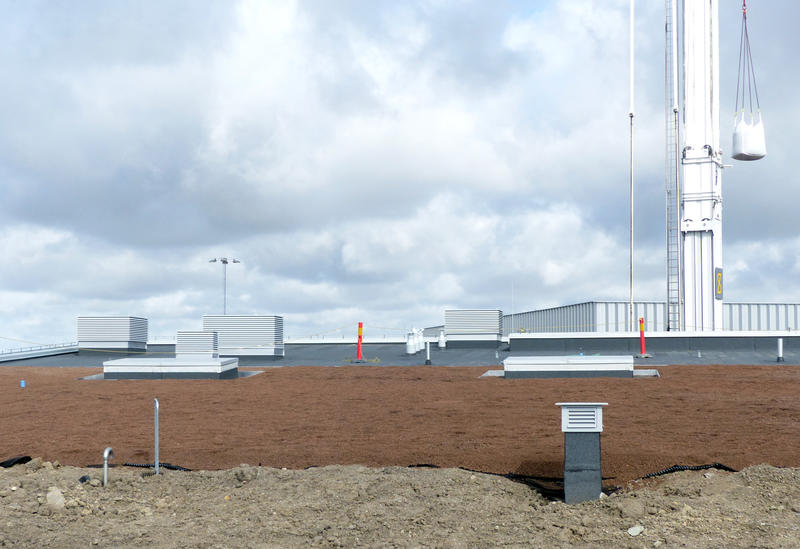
[630,0,635,116]
[629,0,635,332]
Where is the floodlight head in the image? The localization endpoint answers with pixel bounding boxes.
[209,258,217,263]
[232,259,241,264]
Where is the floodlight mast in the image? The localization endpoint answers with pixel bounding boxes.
[209,257,241,315]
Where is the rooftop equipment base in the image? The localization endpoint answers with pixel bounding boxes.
[503,355,634,379]
[103,357,239,380]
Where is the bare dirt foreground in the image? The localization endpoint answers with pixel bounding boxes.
[1,364,800,547]
[1,459,800,547]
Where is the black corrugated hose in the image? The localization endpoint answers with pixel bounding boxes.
[85,462,192,472]
[641,463,737,479]
[123,462,192,471]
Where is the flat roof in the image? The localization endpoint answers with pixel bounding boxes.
[1,340,798,367]
[0,344,505,368]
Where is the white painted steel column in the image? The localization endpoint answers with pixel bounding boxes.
[681,0,723,331]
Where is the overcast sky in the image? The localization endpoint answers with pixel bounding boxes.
[2,0,798,344]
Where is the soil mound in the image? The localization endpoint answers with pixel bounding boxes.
[1,459,799,547]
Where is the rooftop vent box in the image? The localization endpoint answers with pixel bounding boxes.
[556,402,608,504]
[556,402,607,433]
[77,316,148,351]
[202,315,284,357]
[444,309,502,348]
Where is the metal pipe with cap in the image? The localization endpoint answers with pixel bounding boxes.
[778,338,785,362]
[154,398,160,475]
[103,447,114,487]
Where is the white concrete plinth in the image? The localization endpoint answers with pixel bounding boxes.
[442,333,501,348]
[103,357,239,379]
[503,355,633,379]
[79,340,147,351]
[219,345,285,357]
[445,333,501,341]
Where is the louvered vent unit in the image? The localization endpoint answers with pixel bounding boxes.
[176,331,218,358]
[444,310,502,335]
[202,315,284,356]
[77,317,148,350]
[557,403,607,433]
[557,402,608,504]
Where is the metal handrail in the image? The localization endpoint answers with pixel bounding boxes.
[0,342,78,355]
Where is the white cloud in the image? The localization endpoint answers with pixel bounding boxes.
[1,1,799,344]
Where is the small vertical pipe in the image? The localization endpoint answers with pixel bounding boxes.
[777,338,784,362]
[103,447,113,487]
[154,398,160,475]
[425,341,431,365]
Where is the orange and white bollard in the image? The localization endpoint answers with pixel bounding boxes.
[356,321,363,362]
[637,317,651,358]
[639,317,645,355]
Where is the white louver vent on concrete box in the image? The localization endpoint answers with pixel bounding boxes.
[176,331,218,358]
[556,403,607,433]
[202,315,284,356]
[77,316,148,350]
[444,310,502,335]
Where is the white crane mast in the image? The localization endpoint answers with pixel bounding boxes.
[672,0,724,331]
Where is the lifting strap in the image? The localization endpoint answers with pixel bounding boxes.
[731,0,766,161]
[734,0,760,116]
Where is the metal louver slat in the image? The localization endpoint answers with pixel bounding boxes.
[557,403,607,433]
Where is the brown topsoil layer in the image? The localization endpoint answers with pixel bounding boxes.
[3,365,800,487]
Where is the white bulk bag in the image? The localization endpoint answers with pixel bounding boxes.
[731,111,766,161]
